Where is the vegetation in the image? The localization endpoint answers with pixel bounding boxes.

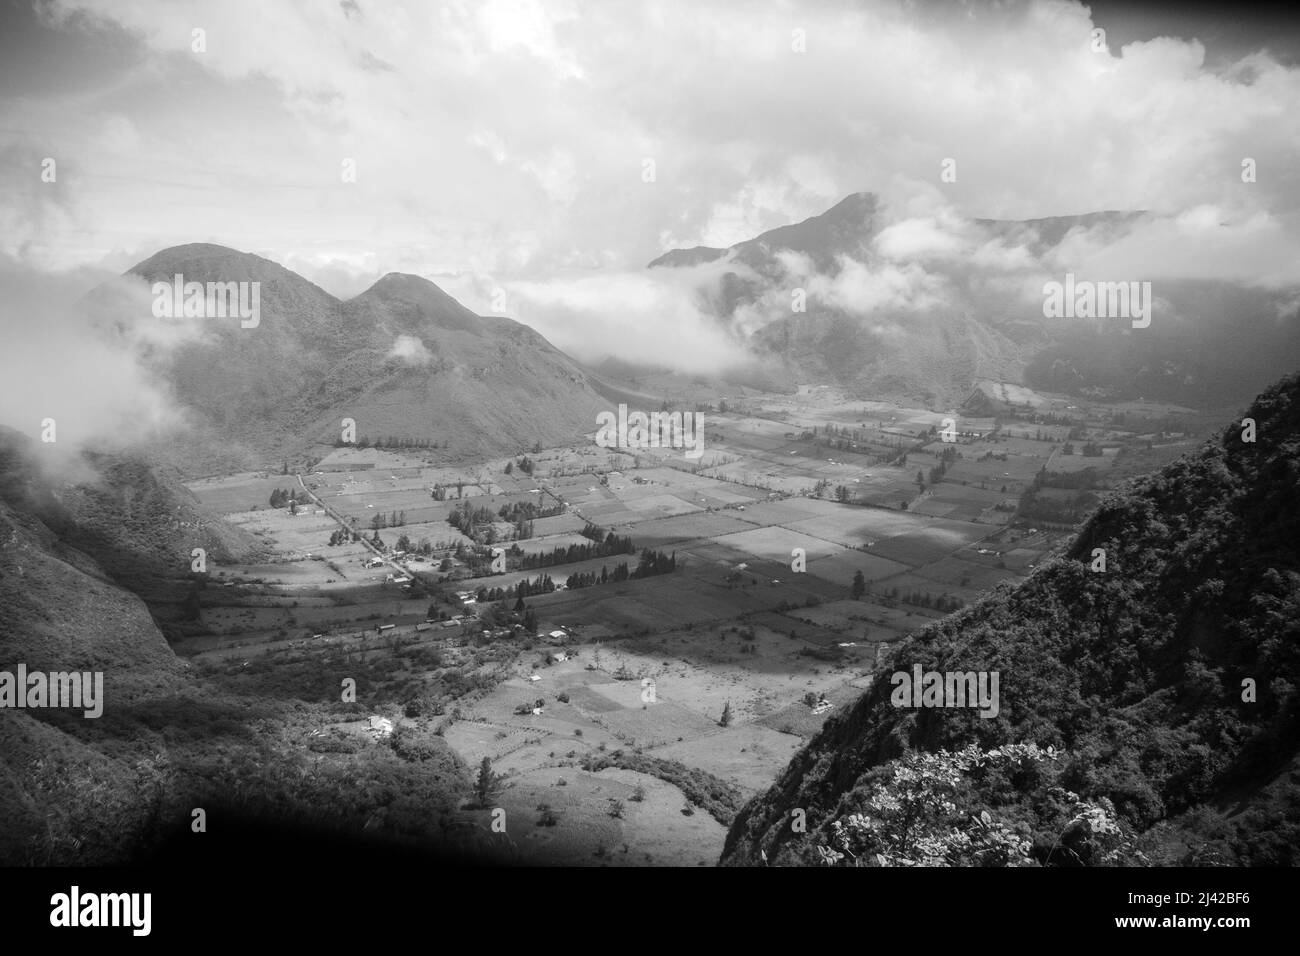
[473,757,503,809]
[579,752,744,826]
[723,374,1300,867]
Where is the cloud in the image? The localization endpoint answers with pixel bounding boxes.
[1,0,1295,384]
[0,257,189,469]
[873,213,971,262]
[2,0,1293,284]
[385,334,432,366]
[442,262,754,374]
[1051,208,1300,286]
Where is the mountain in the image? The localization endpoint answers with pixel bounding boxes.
[0,432,470,864]
[650,193,885,277]
[0,431,188,863]
[721,373,1300,867]
[651,194,1300,410]
[106,244,610,473]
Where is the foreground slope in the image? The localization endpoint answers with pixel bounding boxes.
[722,372,1300,866]
[0,436,470,864]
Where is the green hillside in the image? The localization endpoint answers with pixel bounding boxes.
[722,373,1300,866]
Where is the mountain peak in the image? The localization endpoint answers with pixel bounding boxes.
[352,271,483,334]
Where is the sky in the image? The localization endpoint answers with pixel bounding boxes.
[1,0,1298,364]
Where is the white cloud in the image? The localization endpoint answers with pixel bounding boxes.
[4,0,1293,284]
[386,334,433,366]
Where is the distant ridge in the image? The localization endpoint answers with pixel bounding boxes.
[647,193,1299,410]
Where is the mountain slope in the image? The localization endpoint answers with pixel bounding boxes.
[0,435,471,864]
[651,193,1300,410]
[721,372,1300,866]
[111,245,608,472]
[301,274,607,455]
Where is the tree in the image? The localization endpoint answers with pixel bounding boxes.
[474,757,502,808]
[505,461,514,475]
[851,569,866,600]
[719,702,733,727]
[180,585,202,622]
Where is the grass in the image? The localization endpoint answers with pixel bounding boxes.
[579,751,745,826]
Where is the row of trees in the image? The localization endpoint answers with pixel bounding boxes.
[370,510,407,530]
[475,574,557,602]
[332,435,441,449]
[877,586,964,612]
[511,534,635,571]
[564,549,680,589]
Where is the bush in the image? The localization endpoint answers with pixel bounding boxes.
[391,727,441,763]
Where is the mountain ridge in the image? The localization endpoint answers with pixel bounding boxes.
[648,193,1298,410]
[103,245,610,473]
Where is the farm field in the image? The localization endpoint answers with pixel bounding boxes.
[172,380,1192,864]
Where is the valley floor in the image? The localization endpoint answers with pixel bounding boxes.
[173,382,1208,864]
